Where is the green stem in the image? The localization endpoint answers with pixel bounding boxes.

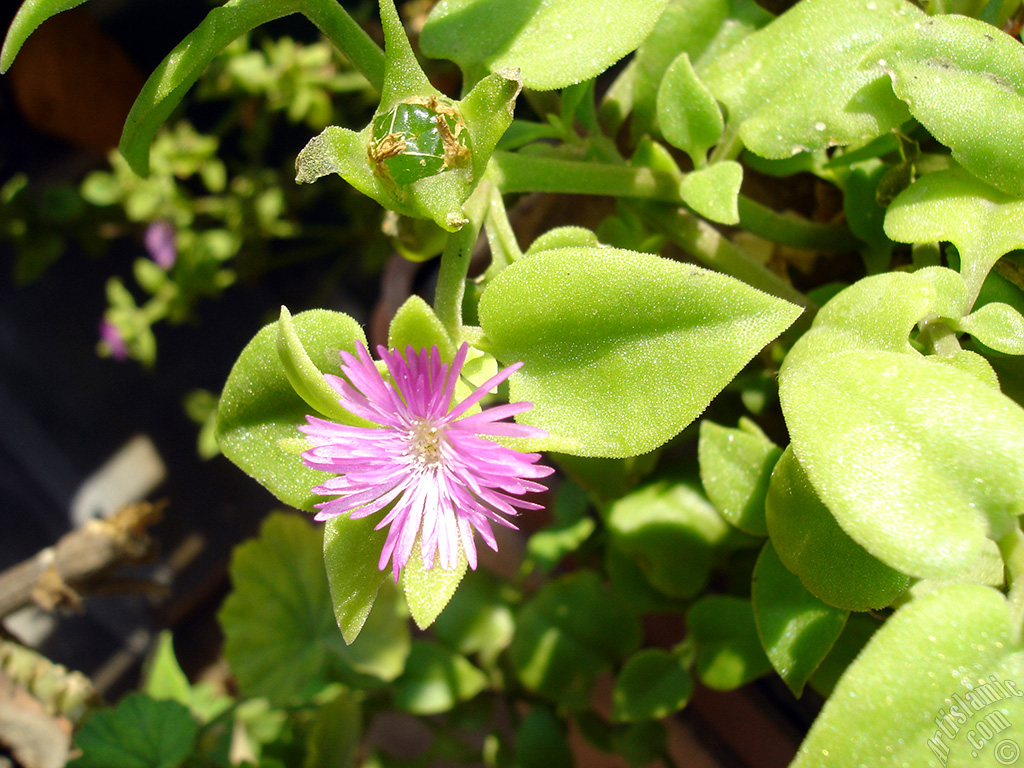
[736,196,861,253]
[998,525,1024,644]
[918,316,962,357]
[647,205,811,308]
[489,152,859,253]
[482,184,522,281]
[300,0,385,91]
[708,121,743,165]
[434,184,490,340]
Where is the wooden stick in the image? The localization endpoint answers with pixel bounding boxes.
[0,501,164,619]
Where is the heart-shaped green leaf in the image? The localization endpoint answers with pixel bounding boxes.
[613,648,693,722]
[657,52,723,165]
[420,0,670,91]
[216,309,366,511]
[509,571,641,708]
[867,14,1024,197]
[752,541,848,696]
[792,584,1024,768]
[392,640,488,714]
[885,168,1024,304]
[687,595,772,690]
[698,0,922,159]
[955,302,1024,355]
[698,417,780,536]
[478,246,802,457]
[766,446,910,611]
[680,161,743,224]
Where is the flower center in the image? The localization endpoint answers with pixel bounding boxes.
[407,418,445,468]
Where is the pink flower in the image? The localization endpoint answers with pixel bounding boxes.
[99,319,128,361]
[144,221,176,270]
[300,342,553,580]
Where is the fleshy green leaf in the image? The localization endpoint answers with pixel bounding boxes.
[68,694,198,768]
[526,480,596,573]
[687,595,772,690]
[657,53,723,165]
[613,648,693,722]
[1,0,90,73]
[679,161,743,224]
[387,295,456,360]
[766,446,910,611]
[791,584,1024,768]
[120,0,300,176]
[142,632,231,724]
[752,541,848,697]
[478,246,802,457]
[277,306,368,425]
[605,478,733,599]
[780,271,1024,581]
[401,538,468,630]
[954,302,1024,355]
[220,513,409,701]
[432,569,515,662]
[323,513,392,645]
[392,641,488,714]
[630,0,773,139]
[885,168,1024,303]
[510,571,641,708]
[699,0,922,159]
[808,613,879,697]
[216,309,366,511]
[526,226,600,255]
[420,0,670,91]
[698,417,780,536]
[867,14,1024,197]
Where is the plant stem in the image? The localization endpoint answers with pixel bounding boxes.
[434,184,490,340]
[300,0,386,91]
[482,184,522,281]
[998,525,1024,644]
[488,152,859,253]
[647,205,811,308]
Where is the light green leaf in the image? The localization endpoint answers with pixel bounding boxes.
[885,168,1024,304]
[142,632,233,724]
[780,272,1024,581]
[752,541,848,696]
[392,641,487,714]
[526,480,596,573]
[679,161,742,224]
[401,538,468,630]
[766,446,910,611]
[687,595,772,690]
[387,295,456,360]
[478,246,802,457]
[68,694,198,768]
[606,478,733,599]
[613,648,693,722]
[657,53,723,165]
[955,302,1024,355]
[699,0,922,158]
[432,569,515,661]
[1,0,89,73]
[630,0,773,139]
[510,571,641,708]
[698,417,779,536]
[120,0,300,176]
[808,613,879,697]
[420,0,670,91]
[216,309,366,511]
[791,584,1024,768]
[277,306,368,425]
[221,513,409,701]
[323,513,392,645]
[526,226,600,255]
[867,14,1024,197]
